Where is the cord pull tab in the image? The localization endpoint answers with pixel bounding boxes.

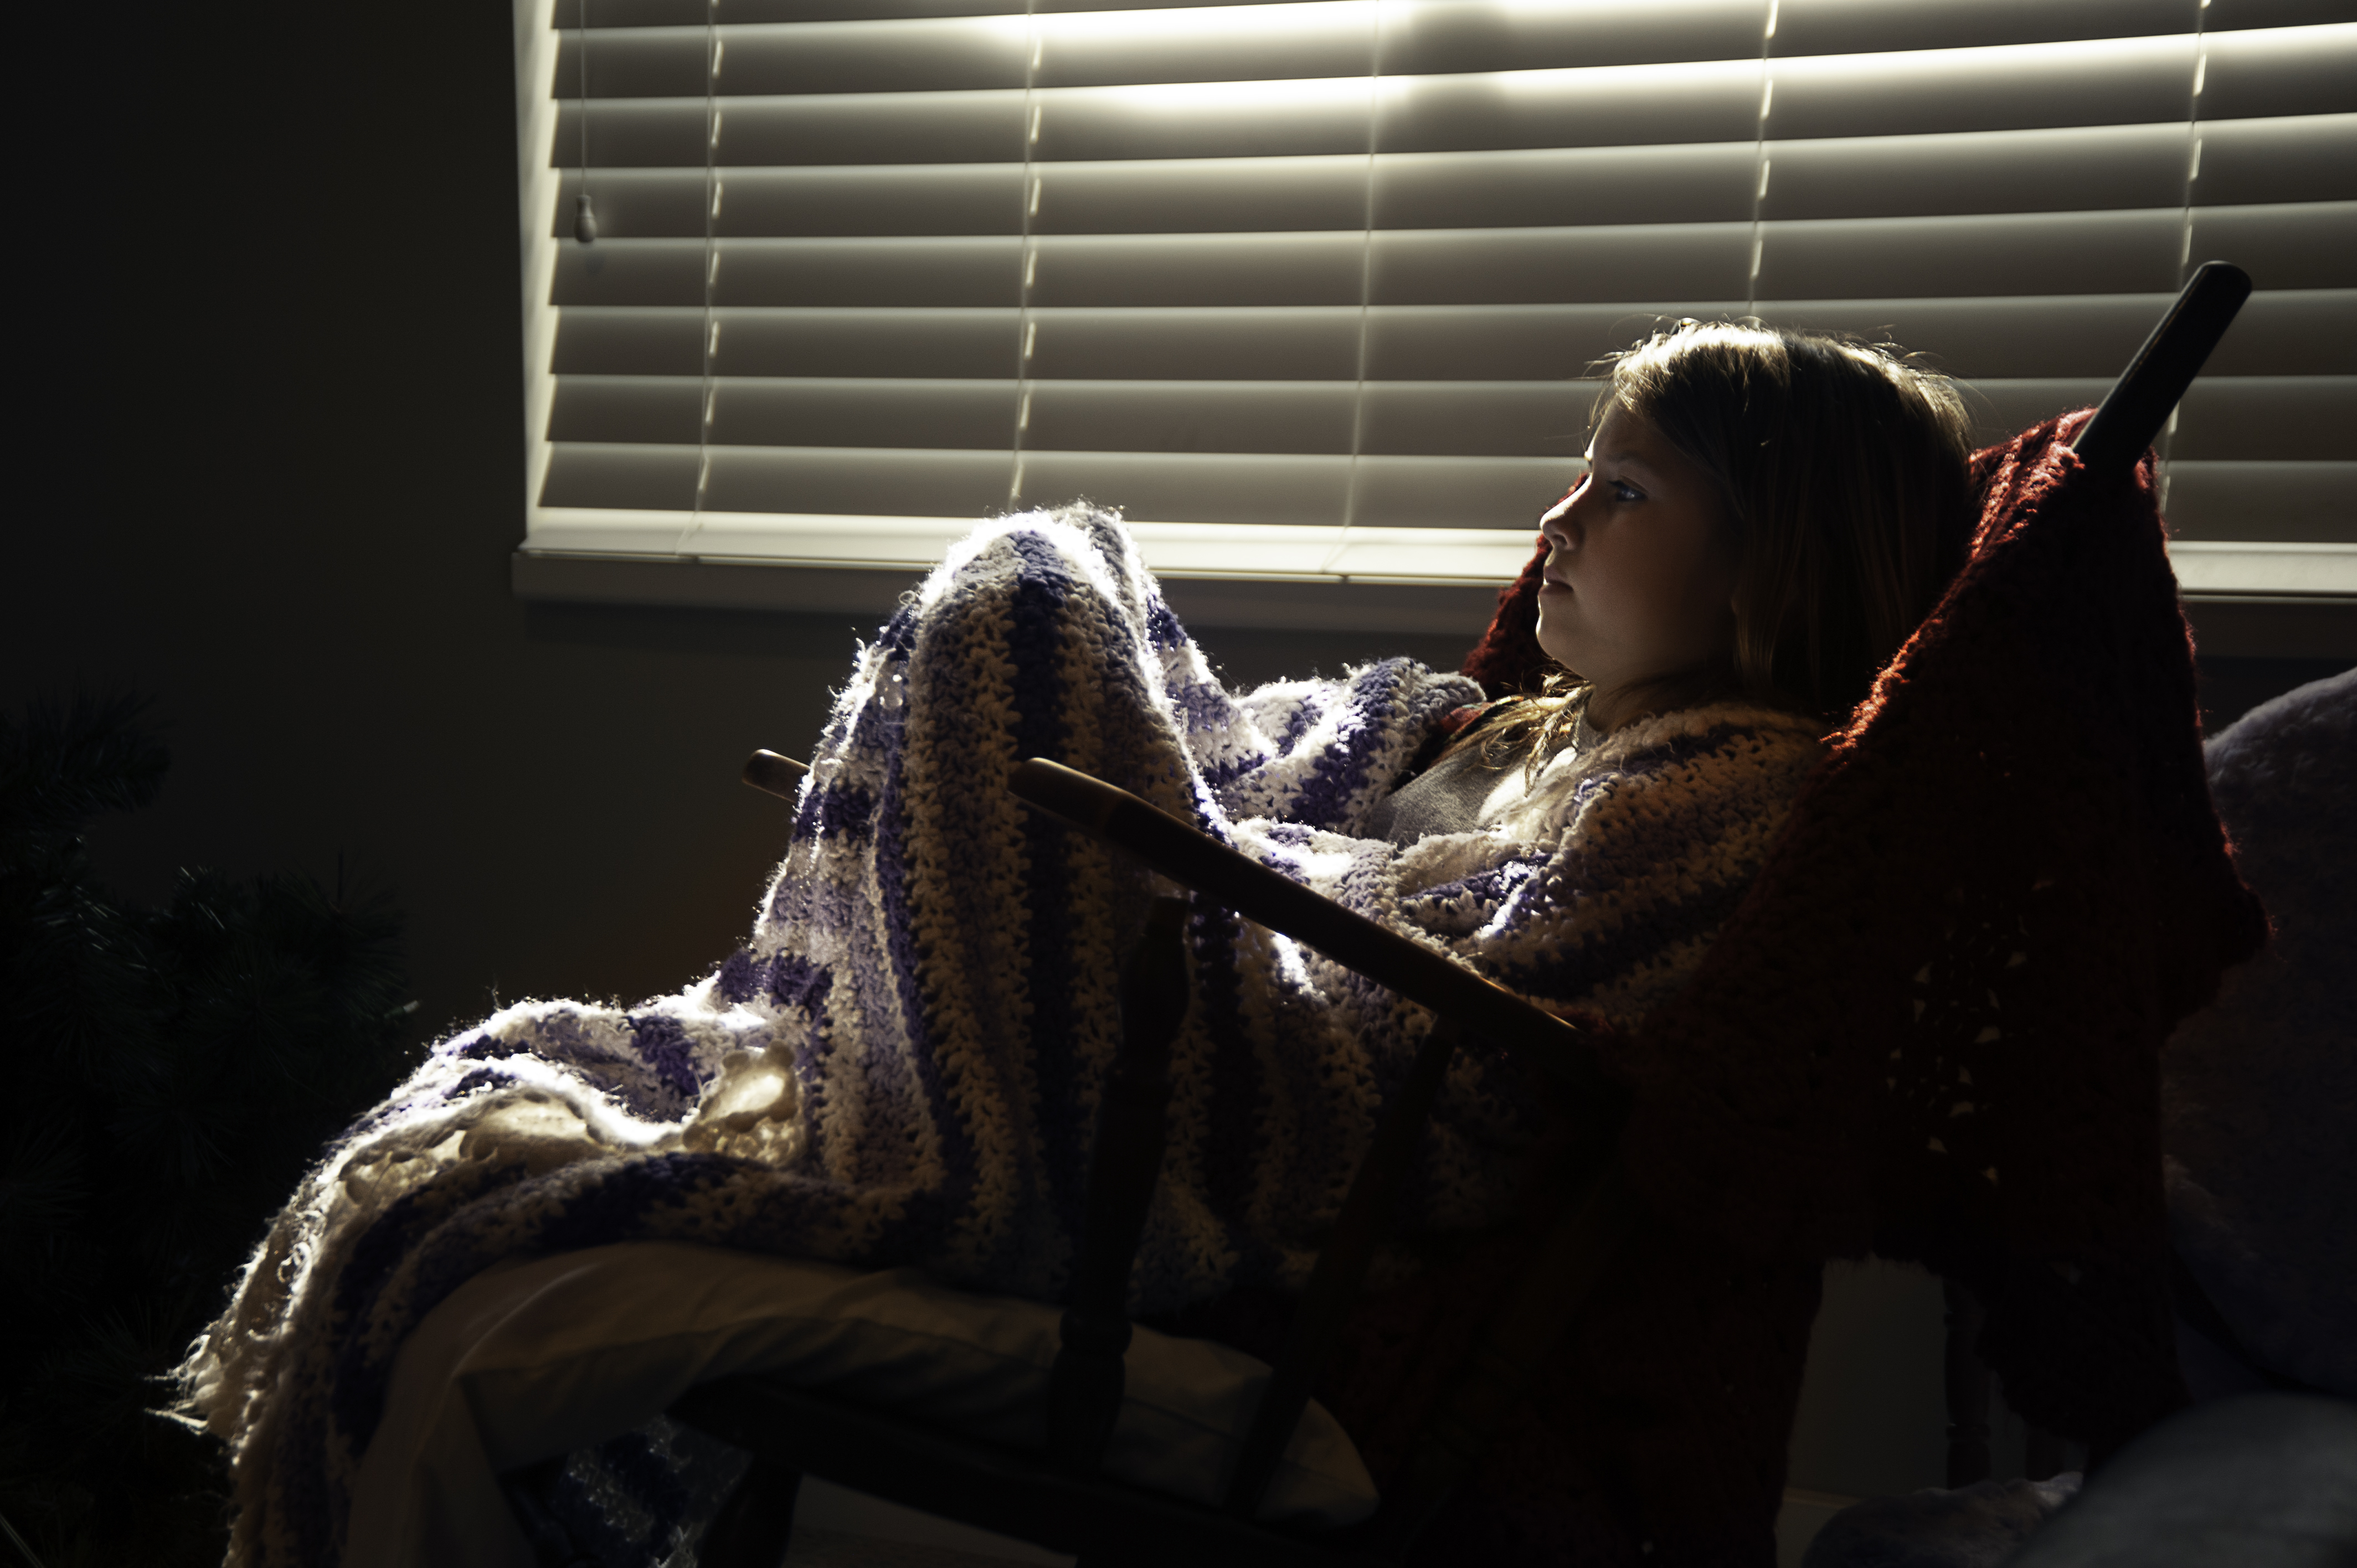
[574,192,598,244]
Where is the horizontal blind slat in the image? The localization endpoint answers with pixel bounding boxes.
[550,117,2357,241]
[556,18,2357,113]
[701,446,1351,521]
[545,444,1587,528]
[1008,450,1349,524]
[556,167,1028,236]
[1929,377,2357,457]
[545,374,2357,464]
[2174,376,2357,460]
[671,380,1371,453]
[548,288,2355,381]
[555,376,1607,452]
[562,97,1028,166]
[1367,223,1753,303]
[1030,232,1366,305]
[1746,289,2357,379]
[541,443,706,510]
[552,238,1031,307]
[1347,454,1574,528]
[1770,0,2189,56]
[1357,381,1588,455]
[563,20,1031,99]
[555,39,2345,171]
[555,307,1026,374]
[1759,124,2189,221]
[2166,462,2357,543]
[1755,209,2182,300]
[2189,202,2357,290]
[2198,23,2357,121]
[565,0,2307,48]
[567,0,981,25]
[2203,0,2357,30]
[1376,1,1765,75]
[2196,114,2357,208]
[548,376,706,442]
[1761,35,2194,143]
[706,446,1018,513]
[1025,381,1358,451]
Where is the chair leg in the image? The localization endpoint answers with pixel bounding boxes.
[499,1457,602,1568]
[1943,1280,1993,1488]
[2024,1425,2069,1481]
[698,1455,801,1568]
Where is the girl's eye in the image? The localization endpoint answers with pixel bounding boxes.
[1612,481,1643,502]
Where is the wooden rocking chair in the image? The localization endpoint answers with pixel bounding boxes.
[663,264,2259,1568]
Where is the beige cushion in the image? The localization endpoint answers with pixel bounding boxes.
[346,1241,1376,1568]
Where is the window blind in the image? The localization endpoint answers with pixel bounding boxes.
[511,0,2356,607]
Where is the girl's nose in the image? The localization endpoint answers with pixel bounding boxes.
[1540,473,1588,542]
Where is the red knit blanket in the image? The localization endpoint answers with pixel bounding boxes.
[1295,415,2268,1565]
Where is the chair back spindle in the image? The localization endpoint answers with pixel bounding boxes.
[2070,261,2250,477]
[1047,895,1193,1478]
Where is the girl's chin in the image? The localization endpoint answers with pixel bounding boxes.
[1532,620,1584,672]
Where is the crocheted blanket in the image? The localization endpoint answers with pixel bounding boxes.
[176,508,1825,1567]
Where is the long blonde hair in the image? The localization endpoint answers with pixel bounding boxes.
[1475,321,1975,766]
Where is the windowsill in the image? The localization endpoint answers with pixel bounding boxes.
[511,536,2357,654]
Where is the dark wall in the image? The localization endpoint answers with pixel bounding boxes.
[8,0,2344,1044]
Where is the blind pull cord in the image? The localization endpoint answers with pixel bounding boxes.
[574,0,596,243]
[1745,0,1776,319]
[1008,0,1040,510]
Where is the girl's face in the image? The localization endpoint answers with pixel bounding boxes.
[1535,403,1739,726]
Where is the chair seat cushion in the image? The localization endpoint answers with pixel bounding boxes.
[346,1241,1377,1568]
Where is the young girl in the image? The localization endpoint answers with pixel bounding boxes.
[178,322,1977,1565]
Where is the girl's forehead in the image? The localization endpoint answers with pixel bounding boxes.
[1589,405,1676,473]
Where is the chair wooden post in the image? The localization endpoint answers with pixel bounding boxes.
[2024,1426,2069,1481]
[1218,1020,1465,1523]
[1943,1279,1993,1487]
[1047,895,1192,1478]
[696,1454,801,1567]
[1369,1162,1638,1549]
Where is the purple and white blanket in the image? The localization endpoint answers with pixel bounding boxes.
[174,509,1823,1565]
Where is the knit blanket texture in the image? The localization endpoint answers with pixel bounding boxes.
[176,507,1825,1567]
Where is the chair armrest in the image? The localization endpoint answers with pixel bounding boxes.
[1006,758,1614,1102]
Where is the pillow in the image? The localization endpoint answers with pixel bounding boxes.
[346,1241,1378,1568]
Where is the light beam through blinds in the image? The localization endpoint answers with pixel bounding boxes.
[512,0,2357,604]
